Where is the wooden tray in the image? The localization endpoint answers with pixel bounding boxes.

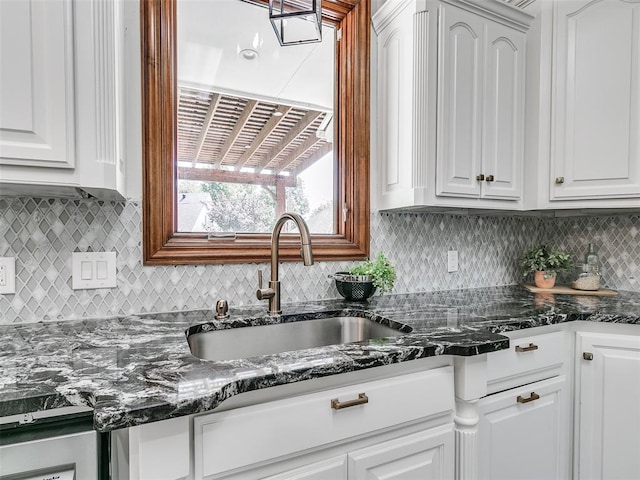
[522,284,619,296]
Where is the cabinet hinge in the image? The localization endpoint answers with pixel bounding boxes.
[336,28,342,41]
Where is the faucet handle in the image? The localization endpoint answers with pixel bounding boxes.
[256,269,275,301]
[215,299,229,319]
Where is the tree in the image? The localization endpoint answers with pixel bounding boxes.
[200,179,311,233]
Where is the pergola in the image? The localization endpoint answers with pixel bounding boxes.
[177,85,333,215]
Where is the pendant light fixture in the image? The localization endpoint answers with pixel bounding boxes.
[269,0,322,46]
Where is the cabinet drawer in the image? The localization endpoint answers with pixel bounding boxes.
[194,366,454,478]
[487,331,564,391]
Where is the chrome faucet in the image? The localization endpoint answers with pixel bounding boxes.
[256,212,314,315]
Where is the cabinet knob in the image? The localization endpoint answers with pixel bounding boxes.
[555,177,565,184]
[476,174,485,181]
[583,352,594,361]
[485,175,495,182]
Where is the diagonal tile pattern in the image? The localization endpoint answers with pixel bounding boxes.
[0,196,639,324]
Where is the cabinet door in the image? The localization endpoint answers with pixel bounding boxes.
[348,425,454,480]
[478,375,570,480]
[481,23,525,201]
[0,0,75,168]
[376,2,424,209]
[550,0,640,200]
[576,332,640,480]
[436,4,484,199]
[262,456,347,480]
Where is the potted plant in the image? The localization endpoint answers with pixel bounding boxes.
[349,252,397,294]
[330,252,397,300]
[519,244,573,289]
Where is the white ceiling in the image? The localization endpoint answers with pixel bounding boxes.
[178,0,335,111]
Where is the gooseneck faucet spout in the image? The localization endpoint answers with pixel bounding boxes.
[256,213,314,315]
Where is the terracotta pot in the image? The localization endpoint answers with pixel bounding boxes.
[534,270,556,289]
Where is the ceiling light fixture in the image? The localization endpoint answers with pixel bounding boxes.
[269,0,322,46]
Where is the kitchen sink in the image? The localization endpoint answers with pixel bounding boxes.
[187,316,408,361]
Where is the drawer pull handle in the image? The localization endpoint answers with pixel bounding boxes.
[331,393,368,410]
[517,392,540,404]
[515,343,539,353]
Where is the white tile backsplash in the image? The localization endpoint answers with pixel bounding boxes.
[1,197,638,324]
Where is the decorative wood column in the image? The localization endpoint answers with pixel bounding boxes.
[453,355,488,480]
[454,398,479,480]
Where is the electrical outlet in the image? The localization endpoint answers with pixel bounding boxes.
[0,257,16,294]
[447,250,459,273]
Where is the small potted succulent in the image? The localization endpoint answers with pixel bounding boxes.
[519,244,574,289]
[330,252,397,300]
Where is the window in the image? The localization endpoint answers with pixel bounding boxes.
[141,0,370,264]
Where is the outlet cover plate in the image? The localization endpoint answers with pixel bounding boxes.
[447,250,459,273]
[72,252,117,290]
[0,257,16,294]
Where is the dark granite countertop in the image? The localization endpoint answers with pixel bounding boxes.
[1,286,639,432]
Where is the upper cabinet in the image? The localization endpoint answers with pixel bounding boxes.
[524,0,640,211]
[550,0,640,202]
[0,0,126,200]
[373,0,532,211]
[0,0,75,170]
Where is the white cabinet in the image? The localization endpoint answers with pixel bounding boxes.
[194,367,454,479]
[0,0,75,169]
[478,376,570,480]
[575,331,640,480]
[348,426,454,480]
[0,0,126,200]
[550,0,640,202]
[373,0,531,211]
[263,456,348,480]
[475,328,571,480]
[436,4,525,202]
[115,362,455,480]
[264,426,454,480]
[0,430,97,480]
[523,0,640,211]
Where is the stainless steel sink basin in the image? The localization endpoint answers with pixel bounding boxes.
[187,316,407,361]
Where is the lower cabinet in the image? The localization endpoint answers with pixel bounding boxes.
[116,363,455,480]
[477,375,570,480]
[264,425,454,480]
[194,367,454,480]
[348,425,454,480]
[263,456,348,480]
[115,325,640,480]
[575,332,640,480]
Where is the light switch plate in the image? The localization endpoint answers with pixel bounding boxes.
[72,252,117,290]
[0,257,16,294]
[447,250,459,273]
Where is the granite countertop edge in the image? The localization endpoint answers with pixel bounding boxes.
[1,285,639,433]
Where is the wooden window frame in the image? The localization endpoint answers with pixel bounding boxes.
[141,0,370,265]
